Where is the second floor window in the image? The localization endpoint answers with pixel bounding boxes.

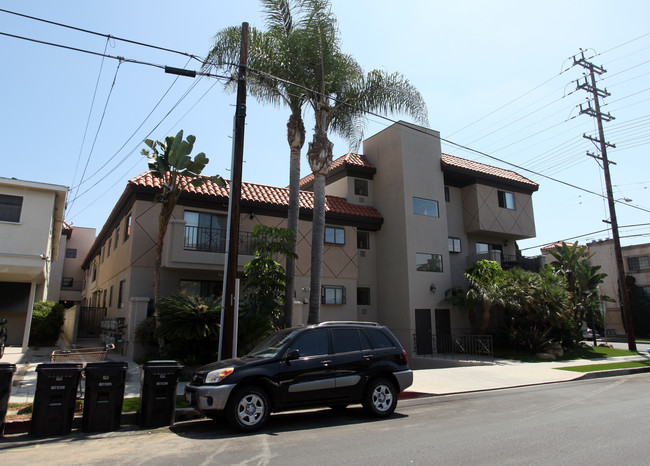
[448,237,461,253]
[184,211,227,252]
[124,213,132,242]
[0,194,23,222]
[628,256,650,271]
[416,253,443,272]
[61,277,73,288]
[322,285,346,304]
[325,226,345,245]
[354,179,369,196]
[357,231,369,249]
[65,248,77,258]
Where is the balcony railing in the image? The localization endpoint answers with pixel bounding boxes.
[184,225,254,255]
[501,254,544,272]
[412,334,493,361]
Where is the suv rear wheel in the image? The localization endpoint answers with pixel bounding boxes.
[363,377,397,417]
[226,385,270,432]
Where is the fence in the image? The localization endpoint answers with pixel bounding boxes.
[412,334,493,361]
[77,307,107,338]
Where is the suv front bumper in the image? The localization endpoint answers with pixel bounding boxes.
[185,383,236,412]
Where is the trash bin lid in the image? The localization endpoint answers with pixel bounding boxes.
[0,362,16,372]
[85,361,129,370]
[36,362,83,372]
[142,360,182,369]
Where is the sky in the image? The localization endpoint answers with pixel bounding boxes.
[1,0,649,256]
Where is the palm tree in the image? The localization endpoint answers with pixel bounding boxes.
[302,0,429,323]
[204,0,316,327]
[463,260,506,334]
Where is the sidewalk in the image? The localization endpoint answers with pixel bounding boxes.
[3,344,650,404]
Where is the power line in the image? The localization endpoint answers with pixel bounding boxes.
[0,8,204,63]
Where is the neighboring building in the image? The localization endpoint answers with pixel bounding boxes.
[587,239,650,335]
[47,223,96,308]
[0,177,67,350]
[80,122,539,362]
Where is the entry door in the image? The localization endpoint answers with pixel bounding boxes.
[415,309,433,355]
[435,309,452,353]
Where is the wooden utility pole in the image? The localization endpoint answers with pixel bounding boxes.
[219,22,249,360]
[573,51,636,351]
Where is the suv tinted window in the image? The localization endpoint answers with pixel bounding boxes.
[291,329,329,357]
[332,328,361,353]
[364,328,395,349]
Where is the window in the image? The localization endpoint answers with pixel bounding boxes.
[179,279,222,298]
[325,226,345,245]
[413,197,439,217]
[117,279,125,309]
[124,213,132,242]
[642,286,650,298]
[107,239,111,257]
[184,211,227,252]
[476,242,490,254]
[448,237,461,253]
[354,179,368,196]
[498,190,515,209]
[444,186,450,203]
[363,328,395,349]
[628,256,650,271]
[290,329,329,357]
[357,231,369,249]
[416,253,443,272]
[322,285,346,304]
[332,329,361,353]
[109,285,113,307]
[102,289,107,308]
[357,287,371,306]
[65,248,77,258]
[61,277,74,288]
[91,259,97,282]
[114,227,120,250]
[0,194,23,222]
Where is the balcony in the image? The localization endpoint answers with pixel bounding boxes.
[467,250,545,272]
[183,225,253,254]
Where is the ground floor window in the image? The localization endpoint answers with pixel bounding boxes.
[416,253,443,272]
[179,279,222,298]
[322,285,346,305]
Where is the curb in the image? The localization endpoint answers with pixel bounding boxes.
[576,365,650,380]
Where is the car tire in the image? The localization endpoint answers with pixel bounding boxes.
[363,377,397,418]
[226,385,270,432]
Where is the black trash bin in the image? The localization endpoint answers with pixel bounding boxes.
[139,360,182,428]
[30,362,83,437]
[82,361,128,433]
[0,363,16,437]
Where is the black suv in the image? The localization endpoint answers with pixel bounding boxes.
[184,321,413,431]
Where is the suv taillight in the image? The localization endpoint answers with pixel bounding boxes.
[402,349,409,366]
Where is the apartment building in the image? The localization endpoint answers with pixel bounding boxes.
[0,177,67,350]
[81,122,539,360]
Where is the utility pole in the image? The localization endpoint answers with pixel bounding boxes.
[573,50,636,351]
[219,22,249,360]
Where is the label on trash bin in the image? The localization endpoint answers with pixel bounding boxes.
[156,381,169,386]
[51,385,65,390]
[99,382,113,387]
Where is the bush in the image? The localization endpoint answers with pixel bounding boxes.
[29,301,65,346]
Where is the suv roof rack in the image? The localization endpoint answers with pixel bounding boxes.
[317,321,380,327]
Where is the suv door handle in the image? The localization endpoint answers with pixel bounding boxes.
[363,354,374,360]
[321,360,332,366]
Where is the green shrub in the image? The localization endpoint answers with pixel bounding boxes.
[29,301,65,346]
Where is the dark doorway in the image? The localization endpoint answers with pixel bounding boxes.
[435,309,452,353]
[415,309,433,355]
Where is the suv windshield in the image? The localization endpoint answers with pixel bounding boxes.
[247,328,296,358]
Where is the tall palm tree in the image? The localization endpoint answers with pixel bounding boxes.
[204,0,315,327]
[301,0,429,323]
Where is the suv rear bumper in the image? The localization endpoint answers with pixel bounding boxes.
[185,383,236,412]
[394,369,413,392]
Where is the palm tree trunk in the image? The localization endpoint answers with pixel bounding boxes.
[308,172,326,324]
[284,113,305,327]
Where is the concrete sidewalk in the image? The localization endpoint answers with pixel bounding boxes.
[3,344,650,405]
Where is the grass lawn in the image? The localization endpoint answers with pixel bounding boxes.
[557,360,650,373]
[495,345,639,362]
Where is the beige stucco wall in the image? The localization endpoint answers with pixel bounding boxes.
[462,184,536,239]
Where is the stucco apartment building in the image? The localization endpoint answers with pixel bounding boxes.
[81,122,539,360]
[0,177,67,350]
[587,239,650,335]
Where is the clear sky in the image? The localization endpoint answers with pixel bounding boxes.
[1,0,649,256]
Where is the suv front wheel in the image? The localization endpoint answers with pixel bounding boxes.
[226,385,270,432]
[363,377,397,417]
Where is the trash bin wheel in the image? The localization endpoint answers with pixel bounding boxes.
[225,385,270,432]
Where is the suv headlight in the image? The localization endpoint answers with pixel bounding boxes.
[205,367,234,384]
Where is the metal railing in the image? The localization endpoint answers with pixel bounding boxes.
[413,334,493,361]
[501,254,544,272]
[183,225,253,254]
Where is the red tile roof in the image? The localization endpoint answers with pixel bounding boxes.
[441,153,538,188]
[130,172,382,219]
[300,152,374,187]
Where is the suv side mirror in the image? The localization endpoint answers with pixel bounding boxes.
[286,349,300,362]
